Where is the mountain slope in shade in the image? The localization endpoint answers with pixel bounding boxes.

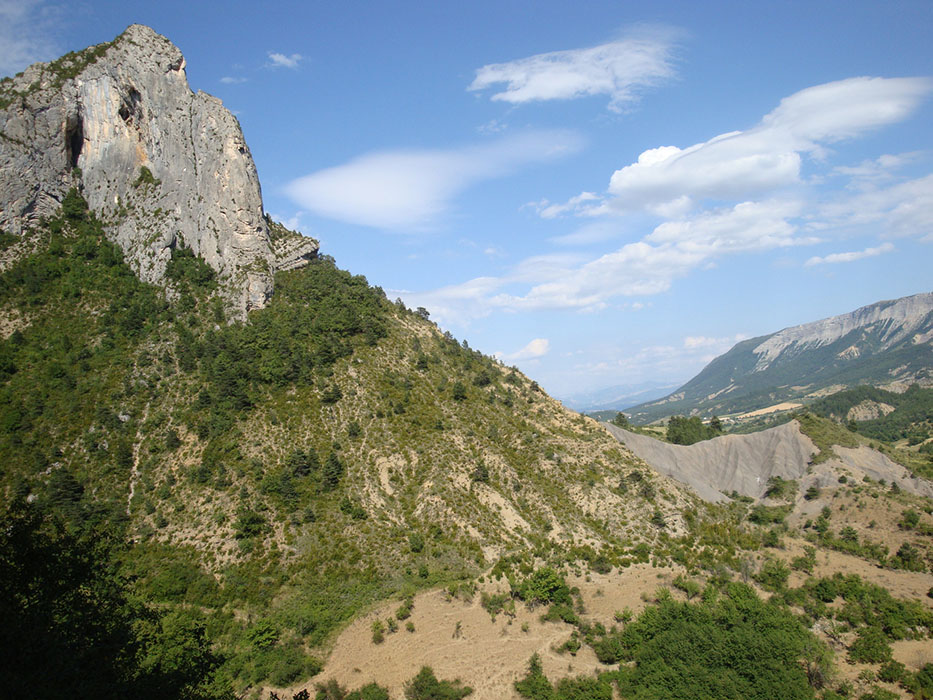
[626,292,933,424]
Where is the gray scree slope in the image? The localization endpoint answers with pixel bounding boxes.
[605,421,933,502]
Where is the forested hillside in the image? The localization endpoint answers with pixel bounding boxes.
[0,192,691,694]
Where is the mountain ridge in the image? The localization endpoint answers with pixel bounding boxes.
[626,292,933,423]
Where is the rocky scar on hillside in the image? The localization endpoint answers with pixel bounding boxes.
[0,24,317,314]
[607,419,933,502]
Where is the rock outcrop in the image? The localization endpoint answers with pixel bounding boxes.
[605,420,933,502]
[0,24,317,314]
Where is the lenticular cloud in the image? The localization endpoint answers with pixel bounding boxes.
[469,27,679,112]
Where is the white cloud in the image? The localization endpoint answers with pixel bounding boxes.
[268,51,302,69]
[0,0,59,77]
[220,76,247,84]
[646,199,808,254]
[286,130,583,230]
[407,78,931,327]
[607,77,933,212]
[469,26,678,112]
[832,152,918,184]
[805,242,895,266]
[683,334,748,350]
[815,173,933,239]
[497,338,550,361]
[529,192,601,219]
[406,197,815,323]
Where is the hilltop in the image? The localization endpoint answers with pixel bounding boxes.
[0,26,696,696]
[0,24,317,315]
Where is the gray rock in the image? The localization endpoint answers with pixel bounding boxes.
[0,24,317,315]
[605,420,933,502]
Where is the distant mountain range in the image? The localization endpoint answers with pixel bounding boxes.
[558,379,683,413]
[625,292,933,424]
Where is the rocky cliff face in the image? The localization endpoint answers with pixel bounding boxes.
[0,24,317,314]
[751,292,933,370]
[626,292,933,423]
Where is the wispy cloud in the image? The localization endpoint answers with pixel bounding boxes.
[469,26,679,112]
[220,76,247,85]
[683,334,748,350]
[286,130,583,230]
[832,152,918,185]
[815,173,933,239]
[528,192,601,219]
[406,199,811,323]
[267,51,302,69]
[548,220,626,246]
[568,334,747,390]
[496,338,550,362]
[0,0,60,77]
[805,242,895,266]
[646,199,810,254]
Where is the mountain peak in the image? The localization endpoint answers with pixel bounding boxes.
[752,292,933,370]
[0,24,317,315]
[627,292,933,423]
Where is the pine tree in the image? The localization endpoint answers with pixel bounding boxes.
[322,452,344,491]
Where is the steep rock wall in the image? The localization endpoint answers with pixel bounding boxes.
[0,24,317,314]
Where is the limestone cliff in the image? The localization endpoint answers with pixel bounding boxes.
[0,24,317,314]
[627,292,933,423]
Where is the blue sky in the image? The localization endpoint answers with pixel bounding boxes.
[3,0,932,402]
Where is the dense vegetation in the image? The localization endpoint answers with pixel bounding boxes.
[0,497,230,699]
[513,578,829,700]
[809,384,933,444]
[665,415,723,445]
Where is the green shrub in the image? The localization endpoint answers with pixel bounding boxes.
[403,666,472,699]
[609,582,825,699]
[848,626,892,663]
[371,619,385,644]
[749,504,791,525]
[516,568,571,606]
[755,558,791,592]
[514,653,555,700]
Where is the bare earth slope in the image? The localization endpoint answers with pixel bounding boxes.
[605,421,933,501]
[605,421,815,501]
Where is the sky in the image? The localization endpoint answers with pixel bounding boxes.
[3,0,932,404]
